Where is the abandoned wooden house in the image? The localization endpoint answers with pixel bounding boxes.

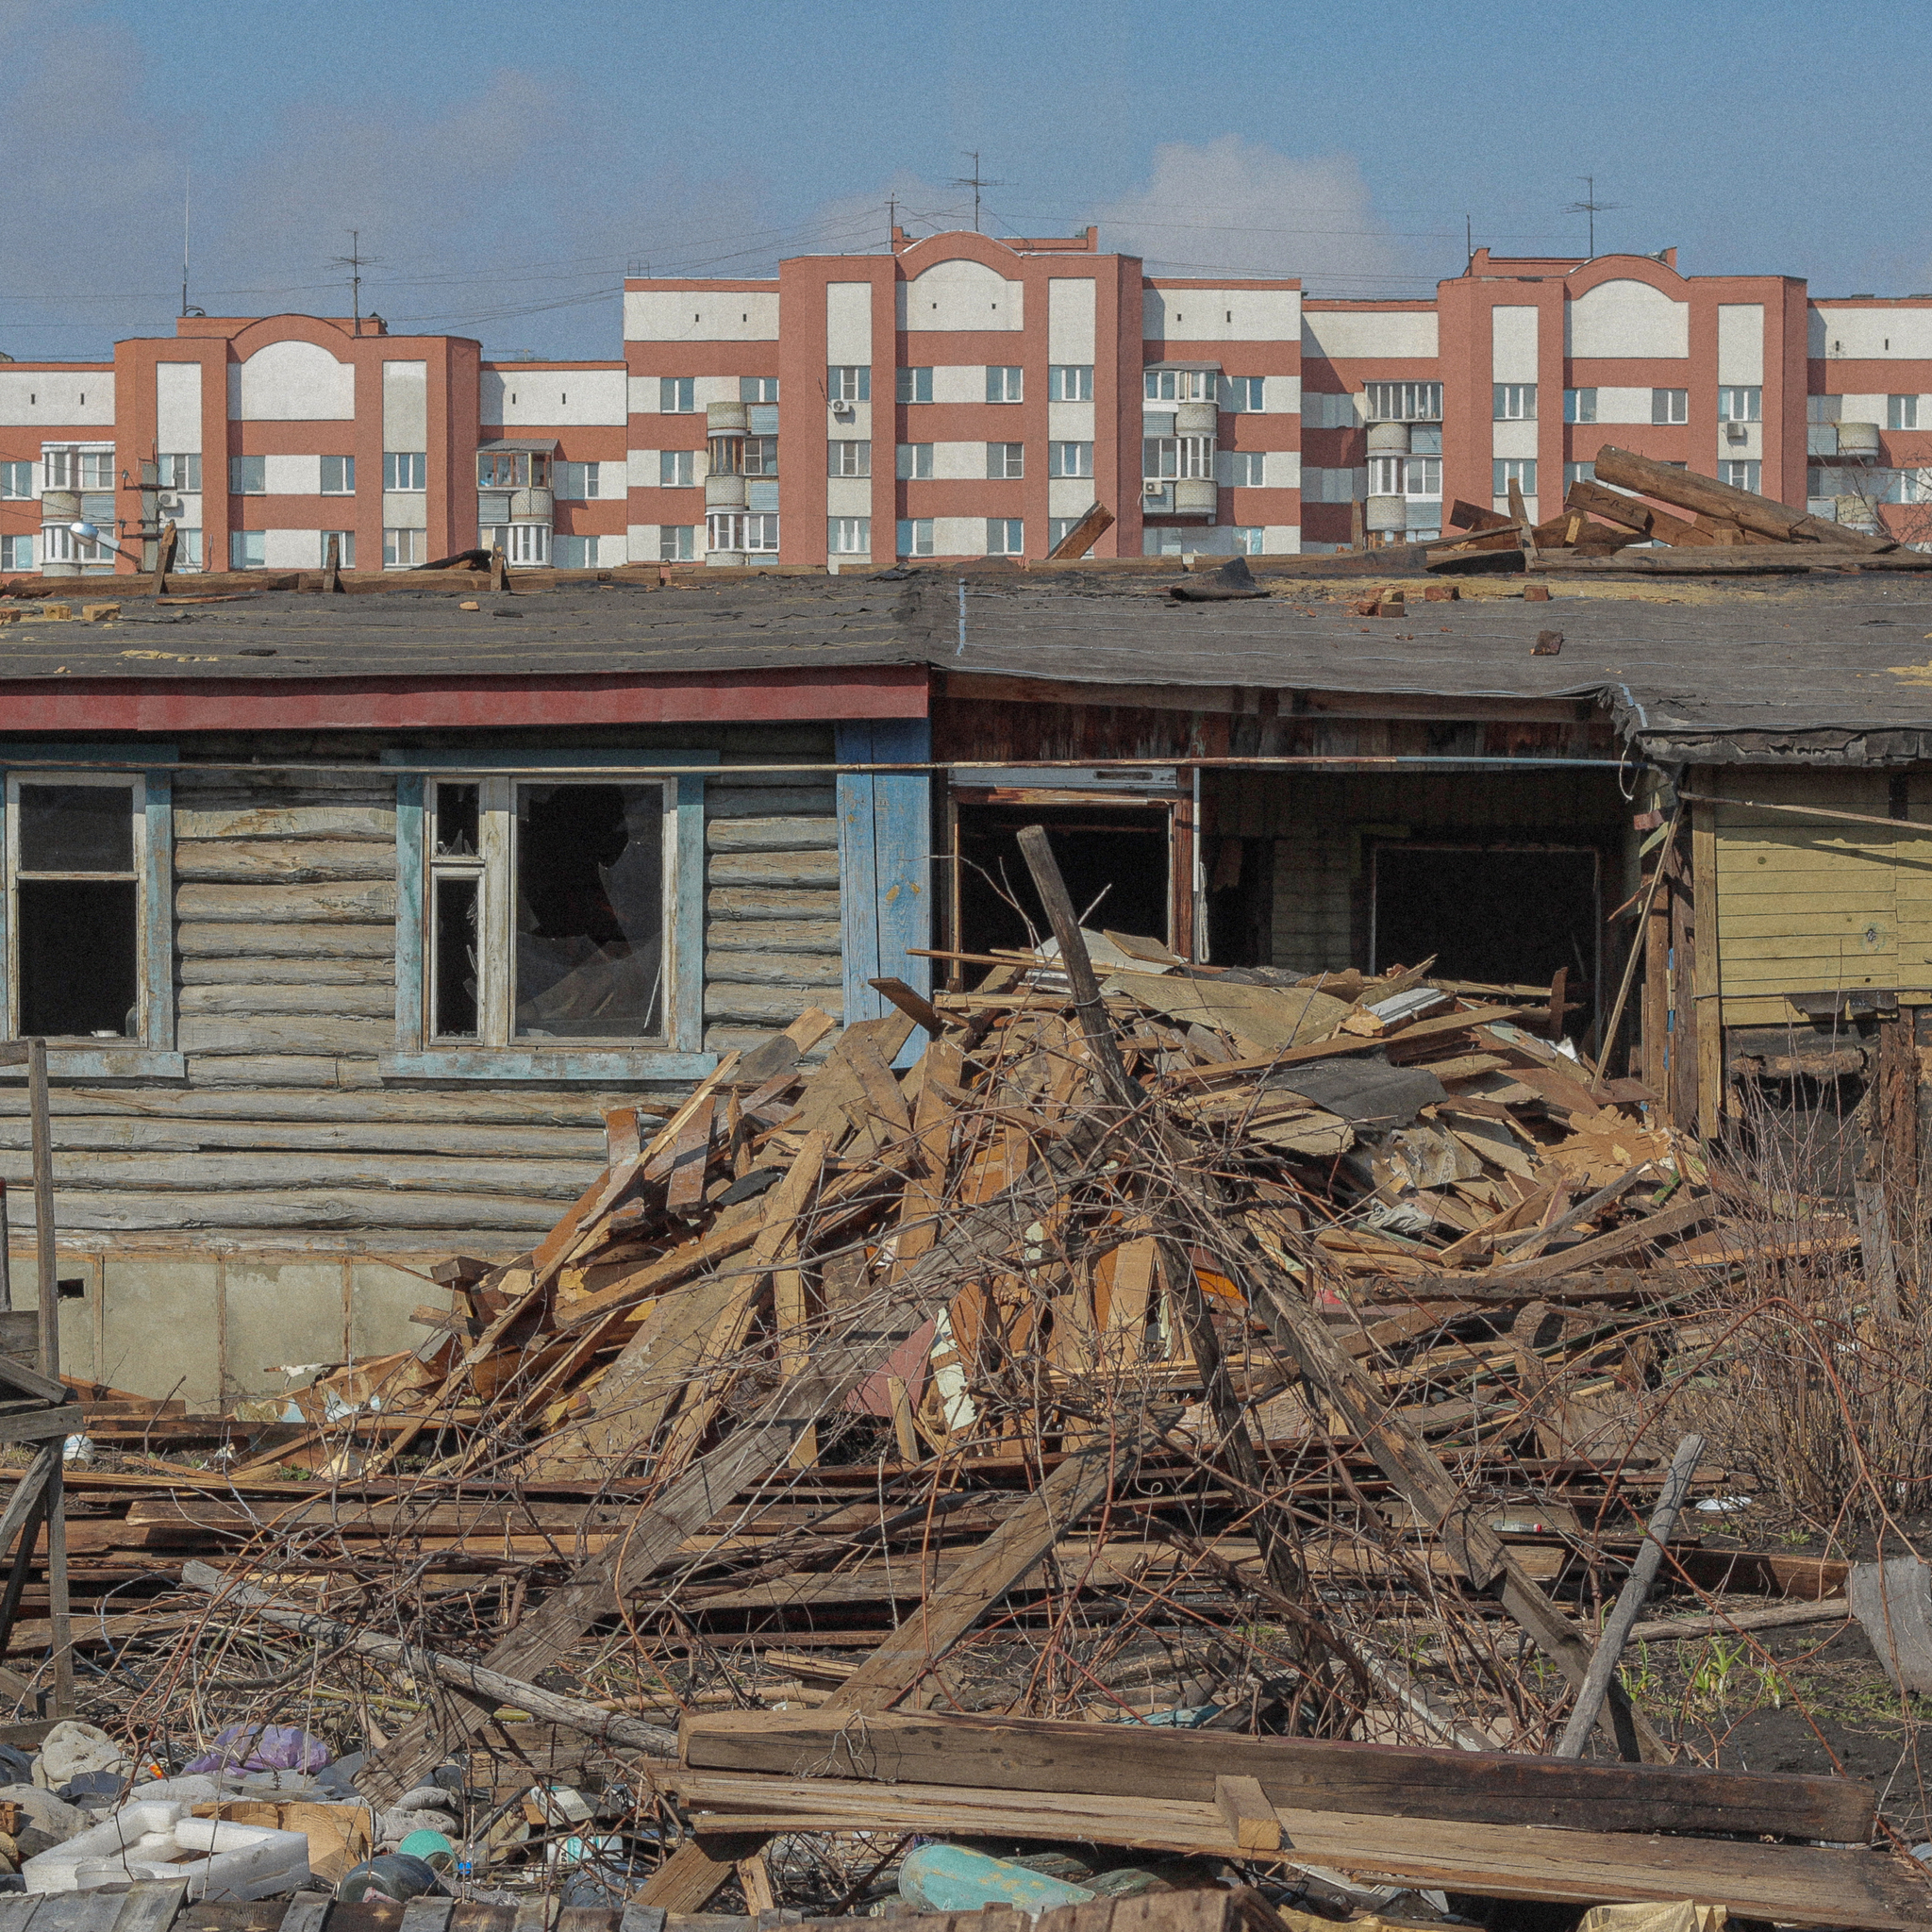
[0,567,1923,1399]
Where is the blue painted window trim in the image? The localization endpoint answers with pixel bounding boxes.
[380,749,717,1083]
[835,720,932,1068]
[0,745,183,1080]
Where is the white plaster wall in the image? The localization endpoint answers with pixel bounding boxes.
[1145,287,1300,342]
[1266,374,1302,414]
[482,368,627,427]
[231,341,354,421]
[825,476,871,516]
[1047,401,1094,441]
[1491,421,1538,459]
[1263,524,1300,553]
[897,258,1022,333]
[1491,307,1540,381]
[931,441,983,481]
[826,283,874,363]
[1718,423,1764,459]
[1809,308,1932,359]
[930,365,990,406]
[1838,392,1888,425]
[382,361,428,448]
[1593,387,1655,424]
[1047,277,1097,361]
[1717,306,1765,385]
[624,290,779,341]
[0,372,113,426]
[828,401,872,441]
[382,491,427,529]
[261,528,320,569]
[931,515,986,556]
[1048,478,1095,517]
[156,364,203,450]
[1301,310,1437,358]
[261,454,323,495]
[1565,281,1689,358]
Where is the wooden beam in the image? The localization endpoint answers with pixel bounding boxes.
[1216,1774,1285,1851]
[1045,502,1115,561]
[1592,445,1893,552]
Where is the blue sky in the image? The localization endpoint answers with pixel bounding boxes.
[4,0,1927,361]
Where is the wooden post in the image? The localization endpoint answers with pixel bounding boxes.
[1690,797,1723,1138]
[27,1041,70,1716]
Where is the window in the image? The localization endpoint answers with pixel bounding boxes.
[1364,382,1441,422]
[156,454,201,492]
[1143,367,1215,403]
[740,376,779,404]
[1142,435,1213,480]
[485,524,550,566]
[230,456,266,495]
[741,436,778,477]
[1493,384,1536,422]
[1230,526,1265,554]
[1564,460,1597,488]
[829,440,872,478]
[828,366,871,404]
[659,525,695,562]
[660,377,696,413]
[707,511,780,553]
[1652,389,1689,425]
[986,441,1024,480]
[551,534,599,570]
[40,525,113,569]
[1720,460,1762,492]
[1808,394,1842,424]
[985,366,1023,403]
[898,367,934,404]
[1564,389,1598,425]
[1048,441,1093,478]
[1048,364,1093,402]
[658,450,696,488]
[828,517,871,555]
[321,530,356,569]
[556,461,605,500]
[320,456,355,495]
[42,448,113,491]
[1890,394,1922,431]
[382,452,426,491]
[1223,375,1265,412]
[1719,387,1762,424]
[897,518,934,558]
[1370,456,1404,495]
[1046,517,1089,555]
[383,527,424,568]
[986,517,1024,556]
[0,463,32,500]
[230,529,265,570]
[173,528,203,571]
[424,776,672,1045]
[1492,458,1537,496]
[1405,456,1441,497]
[897,442,933,480]
[476,451,550,489]
[1230,451,1266,487]
[0,535,32,570]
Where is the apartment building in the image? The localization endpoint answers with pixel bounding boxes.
[9,237,1932,577]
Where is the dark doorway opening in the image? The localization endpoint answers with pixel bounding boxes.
[955,803,1171,958]
[1372,842,1600,1031]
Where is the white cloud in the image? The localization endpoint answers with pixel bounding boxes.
[1094,137,1407,291]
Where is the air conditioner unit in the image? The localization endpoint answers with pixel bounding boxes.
[1142,479,1167,497]
[1724,420,1749,442]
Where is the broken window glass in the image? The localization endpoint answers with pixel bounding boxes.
[14,782,138,1038]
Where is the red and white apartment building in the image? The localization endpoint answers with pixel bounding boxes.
[4,232,1931,576]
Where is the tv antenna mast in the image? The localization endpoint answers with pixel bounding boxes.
[1564,176,1622,258]
[950,152,1007,233]
[328,229,379,333]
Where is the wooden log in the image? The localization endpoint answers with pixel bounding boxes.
[174,882,397,924]
[19,1189,563,1232]
[705,788,838,821]
[700,953,843,988]
[178,1017,395,1056]
[703,985,842,1025]
[708,887,841,920]
[705,820,839,853]
[1591,445,1894,551]
[706,920,844,954]
[172,803,397,843]
[173,841,395,884]
[1532,548,1932,575]
[175,922,399,958]
[0,1148,591,1196]
[0,1117,605,1158]
[1563,477,1712,546]
[708,850,841,888]
[172,1056,368,1089]
[178,986,394,1018]
[1215,1774,1284,1851]
[0,1089,632,1125]
[177,957,395,987]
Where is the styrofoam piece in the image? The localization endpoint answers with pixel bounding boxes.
[23,1801,311,1898]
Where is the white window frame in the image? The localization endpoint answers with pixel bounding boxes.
[553,534,599,569]
[739,376,779,404]
[897,517,933,558]
[1223,376,1265,412]
[320,455,355,496]
[1230,526,1264,554]
[1890,394,1921,431]
[0,535,33,571]
[383,527,424,569]
[229,529,265,570]
[1493,384,1536,422]
[1719,387,1762,424]
[556,460,603,500]
[898,367,934,404]
[0,462,34,501]
[828,365,871,404]
[1563,389,1597,425]
[897,443,933,480]
[986,441,1024,480]
[1048,365,1093,402]
[321,529,356,569]
[230,455,266,496]
[1370,455,1404,496]
[1719,459,1762,493]
[659,450,696,489]
[1404,456,1441,498]
[828,516,871,555]
[986,517,1024,556]
[659,377,696,413]
[1564,461,1596,489]
[1492,458,1537,495]
[1143,368,1214,404]
[659,525,696,562]
[986,366,1024,404]
[382,452,427,491]
[707,511,780,554]
[41,526,116,569]
[486,524,550,567]
[1652,389,1689,425]
[1364,382,1441,423]
[1048,441,1093,479]
[1230,451,1266,488]
[829,440,872,479]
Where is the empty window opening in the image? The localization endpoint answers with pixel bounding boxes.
[955,803,1170,959]
[15,782,139,1038]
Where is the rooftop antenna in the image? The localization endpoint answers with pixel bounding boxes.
[328,228,378,333]
[1564,175,1622,258]
[950,151,1007,233]
[180,170,191,318]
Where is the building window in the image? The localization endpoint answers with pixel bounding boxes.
[658,450,696,488]
[1048,441,1093,478]
[660,377,696,413]
[1223,376,1265,412]
[986,518,1024,556]
[1719,460,1762,492]
[1890,394,1921,431]
[382,452,426,491]
[42,447,113,491]
[1719,387,1762,424]
[986,366,1024,404]
[740,376,779,403]
[0,463,32,501]
[828,366,871,404]
[828,517,871,555]
[659,525,695,562]
[1048,365,1093,402]
[1230,526,1265,554]
[485,524,550,566]
[897,442,934,480]
[156,454,201,491]
[230,456,266,496]
[1364,382,1442,422]
[986,441,1024,480]
[897,518,934,558]
[556,461,605,500]
[0,535,32,570]
[1143,368,1215,403]
[321,530,356,569]
[1652,389,1689,425]
[1046,516,1089,555]
[230,529,265,570]
[1564,389,1597,425]
[1493,384,1536,422]
[554,535,601,569]
[741,436,778,477]
[384,527,424,569]
[1564,460,1597,488]
[173,528,203,571]
[829,440,872,478]
[477,450,550,489]
[1370,456,1404,495]
[707,511,780,553]
[320,456,355,495]
[1231,451,1266,487]
[1142,435,1212,480]
[40,525,113,570]
[1808,395,1842,425]
[898,367,934,404]
[1492,458,1537,496]
[1405,456,1441,497]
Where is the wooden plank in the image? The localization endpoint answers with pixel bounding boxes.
[174,840,394,882]
[1215,1774,1284,1852]
[1692,793,1723,1133]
